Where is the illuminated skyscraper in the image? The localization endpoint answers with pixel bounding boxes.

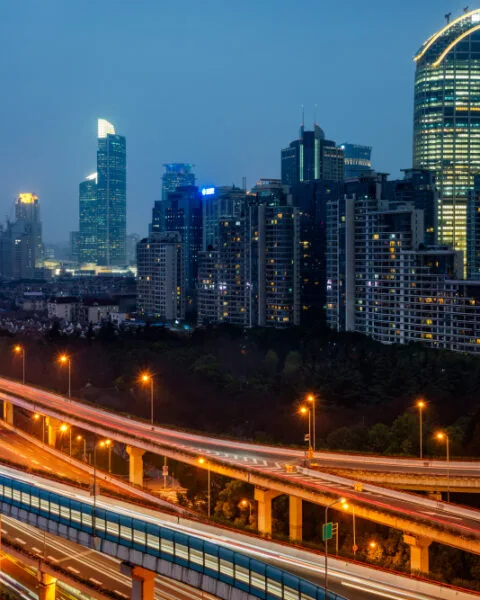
[78,173,98,264]
[96,118,126,266]
[162,164,195,200]
[339,143,372,179]
[414,9,480,259]
[8,194,44,279]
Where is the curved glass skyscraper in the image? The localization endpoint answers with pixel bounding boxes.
[414,9,480,257]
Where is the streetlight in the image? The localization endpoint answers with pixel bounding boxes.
[140,372,154,425]
[239,498,253,519]
[369,541,378,549]
[33,412,46,444]
[58,354,71,398]
[13,345,25,384]
[76,434,87,461]
[436,431,450,502]
[342,501,357,557]
[416,399,426,460]
[324,497,347,597]
[99,439,113,473]
[59,423,72,456]
[306,394,317,451]
[299,406,312,454]
[198,457,211,517]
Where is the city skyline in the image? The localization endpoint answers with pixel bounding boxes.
[0,0,472,242]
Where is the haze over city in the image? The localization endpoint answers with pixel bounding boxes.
[0,0,469,241]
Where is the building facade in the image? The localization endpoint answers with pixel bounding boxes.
[340,143,372,179]
[96,119,127,266]
[162,164,195,200]
[414,9,480,258]
[137,232,185,321]
[79,173,98,264]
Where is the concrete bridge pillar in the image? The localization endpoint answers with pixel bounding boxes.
[2,401,13,424]
[289,496,303,542]
[403,534,431,574]
[46,417,60,447]
[37,571,56,600]
[254,487,281,537]
[126,446,145,486]
[121,563,155,600]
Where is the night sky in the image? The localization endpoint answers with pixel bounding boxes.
[0,0,472,241]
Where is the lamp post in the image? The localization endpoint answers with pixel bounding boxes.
[33,413,46,444]
[342,501,357,557]
[324,497,347,597]
[417,399,426,460]
[140,373,154,425]
[59,423,72,456]
[239,498,253,519]
[307,394,317,451]
[76,435,87,461]
[299,406,312,454]
[13,345,25,384]
[436,431,450,502]
[58,354,71,398]
[198,457,211,517]
[99,439,113,473]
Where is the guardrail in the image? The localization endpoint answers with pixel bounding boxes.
[0,473,347,600]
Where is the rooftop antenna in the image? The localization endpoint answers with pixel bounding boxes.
[299,104,305,140]
[464,6,469,14]
[445,12,452,23]
[314,103,318,126]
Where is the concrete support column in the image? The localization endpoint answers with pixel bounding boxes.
[37,571,56,600]
[126,446,145,486]
[254,487,281,537]
[45,417,60,447]
[427,492,442,501]
[289,496,302,542]
[2,401,13,424]
[121,563,155,600]
[403,534,432,574]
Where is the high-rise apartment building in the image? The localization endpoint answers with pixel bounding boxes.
[151,186,203,307]
[78,173,98,264]
[467,175,480,279]
[202,186,246,250]
[249,180,300,328]
[96,119,126,266]
[386,169,438,246]
[339,143,372,179]
[414,9,480,258]
[162,164,195,200]
[137,232,185,321]
[281,124,344,185]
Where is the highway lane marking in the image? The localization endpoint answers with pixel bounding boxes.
[31,460,39,465]
[47,555,58,562]
[31,547,42,554]
[114,590,128,598]
[14,537,26,544]
[89,578,103,586]
[422,511,463,520]
[67,566,80,574]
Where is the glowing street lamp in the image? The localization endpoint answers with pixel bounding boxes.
[436,431,450,502]
[13,345,25,384]
[416,399,426,459]
[306,394,317,451]
[58,354,71,398]
[342,500,357,557]
[59,423,72,456]
[239,498,253,518]
[140,372,154,425]
[99,439,113,473]
[33,412,46,444]
[76,434,87,461]
[299,406,312,453]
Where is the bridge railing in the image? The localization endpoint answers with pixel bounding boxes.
[0,474,347,600]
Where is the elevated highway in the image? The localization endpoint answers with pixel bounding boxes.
[0,463,477,600]
[2,377,480,568]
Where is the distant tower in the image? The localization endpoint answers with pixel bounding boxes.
[161,164,195,200]
[96,118,127,266]
[11,193,44,279]
[78,173,98,264]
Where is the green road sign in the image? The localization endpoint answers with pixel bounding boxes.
[322,522,333,541]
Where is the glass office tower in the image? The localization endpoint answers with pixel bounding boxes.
[96,118,126,266]
[414,9,480,259]
[78,173,98,264]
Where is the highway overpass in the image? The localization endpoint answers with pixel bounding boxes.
[2,377,480,571]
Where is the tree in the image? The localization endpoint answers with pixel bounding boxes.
[263,349,279,377]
